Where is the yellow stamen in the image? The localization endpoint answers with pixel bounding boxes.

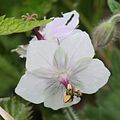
[64,91,73,103]
[63,83,82,103]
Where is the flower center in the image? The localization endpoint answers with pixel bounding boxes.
[58,73,82,103]
[59,73,69,88]
[64,84,82,103]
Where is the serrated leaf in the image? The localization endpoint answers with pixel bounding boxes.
[107,0,120,13]
[0,15,5,22]
[0,97,32,120]
[0,16,52,35]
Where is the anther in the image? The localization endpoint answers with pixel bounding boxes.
[63,83,82,103]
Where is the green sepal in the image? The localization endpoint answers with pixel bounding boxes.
[108,0,120,14]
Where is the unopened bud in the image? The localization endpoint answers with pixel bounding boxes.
[92,13,120,49]
[92,21,115,49]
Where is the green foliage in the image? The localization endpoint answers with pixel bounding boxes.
[0,55,20,96]
[0,15,51,35]
[107,0,120,14]
[40,106,66,120]
[0,97,32,120]
[21,0,57,17]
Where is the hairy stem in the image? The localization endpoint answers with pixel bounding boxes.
[63,107,80,120]
[109,13,120,23]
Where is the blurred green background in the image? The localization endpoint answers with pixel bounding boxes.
[0,0,120,120]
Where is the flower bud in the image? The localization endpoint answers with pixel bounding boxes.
[92,20,115,49]
[92,13,120,49]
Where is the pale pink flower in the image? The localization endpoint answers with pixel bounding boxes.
[15,11,110,110]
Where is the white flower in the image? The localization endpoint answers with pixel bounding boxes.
[42,10,79,40]
[15,11,110,110]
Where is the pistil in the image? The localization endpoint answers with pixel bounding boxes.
[32,29,45,40]
[59,73,70,88]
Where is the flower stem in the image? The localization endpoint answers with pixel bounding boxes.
[109,13,120,23]
[0,106,14,120]
[63,107,80,120]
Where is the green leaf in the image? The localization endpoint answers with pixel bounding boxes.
[107,0,120,13]
[0,54,21,96]
[0,15,52,35]
[0,15,5,22]
[0,97,32,120]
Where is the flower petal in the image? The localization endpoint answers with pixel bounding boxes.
[43,10,79,39]
[53,47,68,71]
[71,59,110,94]
[30,68,57,79]
[26,38,58,72]
[70,57,92,75]
[63,10,79,29]
[60,31,95,67]
[15,72,47,103]
[44,84,80,110]
[45,25,73,40]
